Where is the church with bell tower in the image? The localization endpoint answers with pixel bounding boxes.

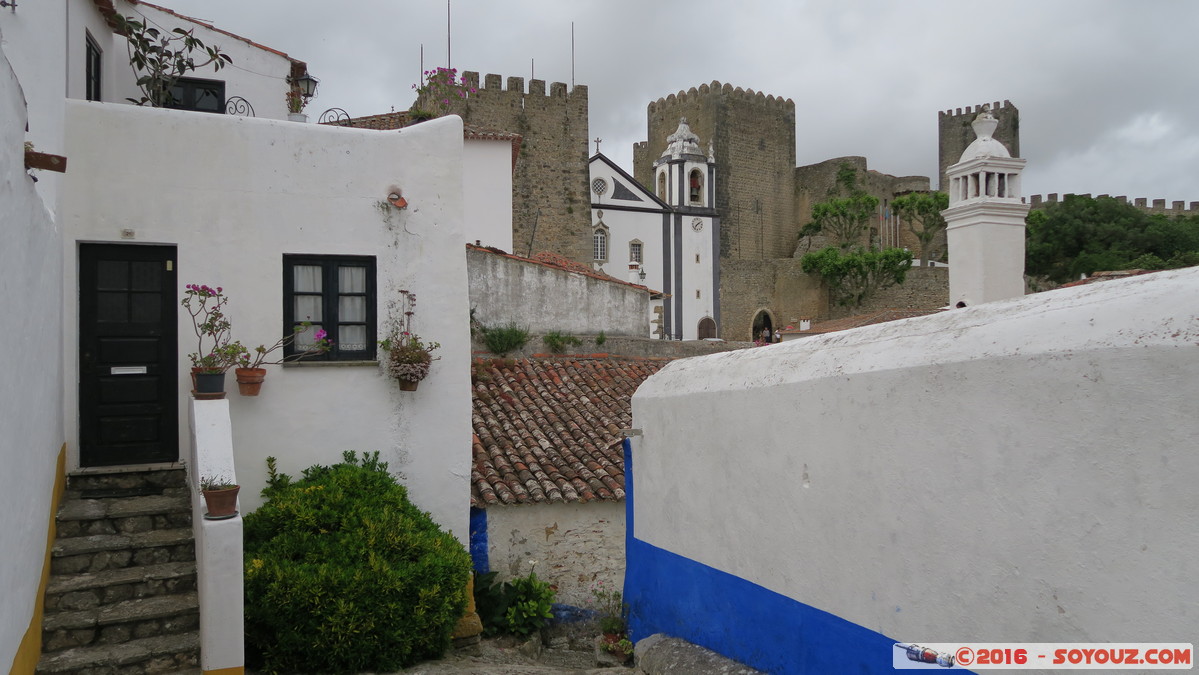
[589,118,720,340]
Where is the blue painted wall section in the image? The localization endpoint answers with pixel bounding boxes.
[469,506,489,574]
[623,438,920,674]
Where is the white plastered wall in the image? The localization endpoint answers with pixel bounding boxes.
[633,267,1199,643]
[463,138,513,251]
[0,39,66,668]
[486,502,625,608]
[58,104,473,541]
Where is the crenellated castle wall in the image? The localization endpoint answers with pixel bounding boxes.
[938,100,1019,191]
[1027,193,1199,216]
[634,82,798,262]
[417,71,592,262]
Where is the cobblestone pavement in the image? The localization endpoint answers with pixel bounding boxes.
[392,636,634,675]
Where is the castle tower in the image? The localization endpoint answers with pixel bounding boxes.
[634,82,796,261]
[938,100,1019,192]
[942,107,1029,307]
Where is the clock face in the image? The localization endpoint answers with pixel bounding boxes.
[692,218,704,232]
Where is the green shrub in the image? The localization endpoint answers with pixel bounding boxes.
[542,330,581,354]
[244,452,471,674]
[473,570,556,637]
[595,331,607,347]
[481,322,530,355]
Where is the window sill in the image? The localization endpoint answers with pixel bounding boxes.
[282,360,378,368]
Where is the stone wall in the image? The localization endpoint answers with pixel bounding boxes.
[938,100,1019,191]
[420,72,591,262]
[1028,192,1199,218]
[828,266,949,319]
[483,501,625,608]
[793,156,930,254]
[468,247,649,337]
[634,82,798,262]
[719,259,827,342]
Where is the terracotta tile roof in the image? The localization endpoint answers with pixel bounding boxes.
[122,2,306,69]
[467,244,659,295]
[782,308,944,337]
[470,356,669,507]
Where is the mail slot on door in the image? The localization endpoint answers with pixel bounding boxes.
[110,366,148,375]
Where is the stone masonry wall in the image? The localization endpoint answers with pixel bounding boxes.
[793,156,930,254]
[420,72,592,262]
[635,82,798,261]
[938,100,1019,191]
[720,259,827,342]
[827,266,949,319]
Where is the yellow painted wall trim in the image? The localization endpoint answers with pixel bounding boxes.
[8,444,67,675]
[202,668,245,675]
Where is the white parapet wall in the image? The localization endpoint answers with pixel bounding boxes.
[0,39,67,671]
[626,267,1199,674]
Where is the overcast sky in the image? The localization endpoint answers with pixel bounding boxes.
[162,0,1199,203]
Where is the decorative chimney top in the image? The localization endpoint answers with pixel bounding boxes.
[960,106,1011,161]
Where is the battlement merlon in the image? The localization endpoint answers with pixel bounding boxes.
[939,99,1017,118]
[646,80,796,113]
[460,71,586,99]
[1025,193,1199,212]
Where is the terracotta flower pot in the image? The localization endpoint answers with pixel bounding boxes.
[202,485,240,519]
[398,378,420,391]
[235,367,267,396]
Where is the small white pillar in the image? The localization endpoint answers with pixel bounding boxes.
[942,108,1029,307]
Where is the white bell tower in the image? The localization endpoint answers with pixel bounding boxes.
[942,106,1030,307]
[652,118,715,209]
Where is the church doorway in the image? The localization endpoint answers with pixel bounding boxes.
[697,317,717,339]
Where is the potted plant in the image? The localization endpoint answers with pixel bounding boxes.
[379,290,440,391]
[591,582,632,663]
[182,283,242,398]
[234,323,333,396]
[285,88,308,122]
[199,474,240,519]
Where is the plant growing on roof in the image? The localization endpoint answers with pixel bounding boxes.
[542,330,581,354]
[411,67,477,115]
[479,322,530,356]
[115,14,233,107]
[379,290,440,389]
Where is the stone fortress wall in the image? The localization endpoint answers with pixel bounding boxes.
[419,72,592,262]
[633,82,799,262]
[1027,193,1199,216]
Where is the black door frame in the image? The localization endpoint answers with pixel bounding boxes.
[78,243,179,467]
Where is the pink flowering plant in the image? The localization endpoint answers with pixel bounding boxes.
[182,283,241,374]
[411,67,477,118]
[236,323,333,369]
[378,290,440,383]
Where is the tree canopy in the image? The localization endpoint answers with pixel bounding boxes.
[892,191,949,264]
[802,163,880,249]
[1025,195,1199,283]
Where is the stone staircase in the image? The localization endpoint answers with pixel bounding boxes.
[37,469,201,674]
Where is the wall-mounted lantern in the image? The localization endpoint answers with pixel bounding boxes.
[293,72,319,101]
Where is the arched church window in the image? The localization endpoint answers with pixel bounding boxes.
[689,170,703,205]
[593,228,608,262]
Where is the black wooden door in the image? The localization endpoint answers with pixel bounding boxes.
[79,244,178,466]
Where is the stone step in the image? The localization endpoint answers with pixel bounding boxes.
[36,631,199,674]
[51,528,195,575]
[67,469,189,494]
[43,592,198,632]
[44,561,197,613]
[59,492,191,522]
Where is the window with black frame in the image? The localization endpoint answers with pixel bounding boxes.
[283,255,376,361]
[85,33,102,102]
[167,77,225,113]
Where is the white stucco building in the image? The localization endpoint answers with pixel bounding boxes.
[1,2,476,671]
[589,118,720,340]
